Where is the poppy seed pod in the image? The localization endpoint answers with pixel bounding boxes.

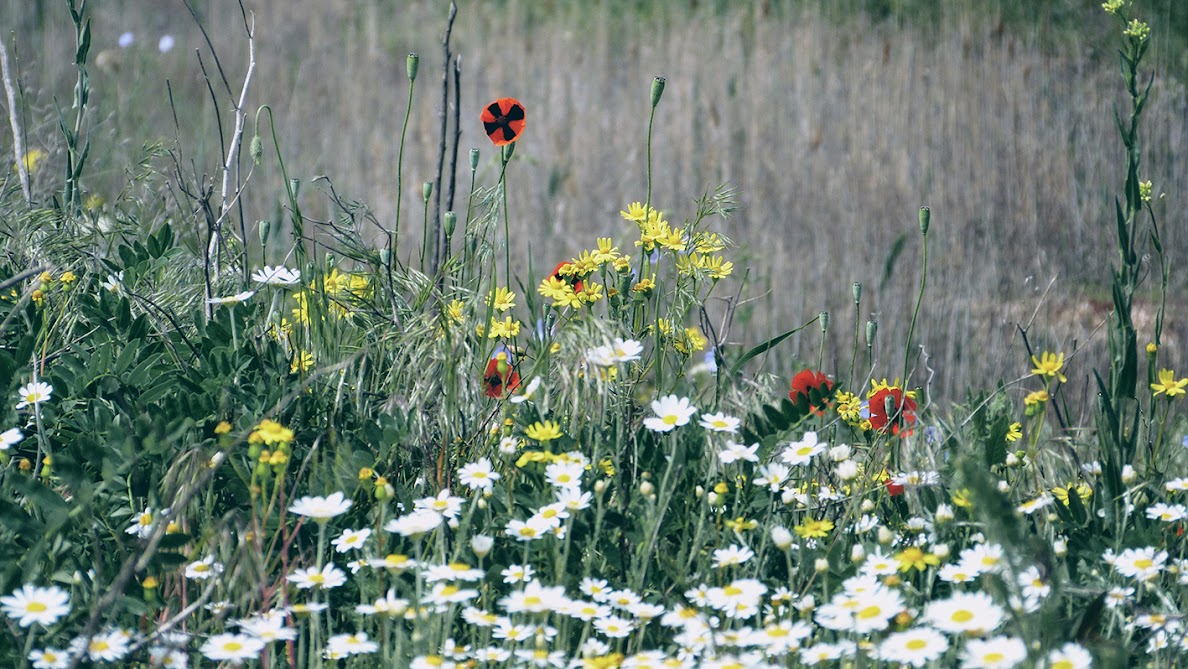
[470,148,480,170]
[443,211,457,237]
[919,206,930,235]
[866,319,878,346]
[852,282,862,303]
[422,181,433,203]
[258,219,271,247]
[650,76,666,108]
[819,311,829,333]
[406,53,419,81]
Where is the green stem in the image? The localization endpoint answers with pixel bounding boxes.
[901,231,928,387]
[394,78,416,266]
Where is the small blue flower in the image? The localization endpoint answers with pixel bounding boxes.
[704,348,718,374]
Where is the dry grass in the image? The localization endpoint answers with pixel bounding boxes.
[4,0,1185,401]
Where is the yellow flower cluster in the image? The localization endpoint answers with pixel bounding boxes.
[835,391,863,424]
[622,202,685,253]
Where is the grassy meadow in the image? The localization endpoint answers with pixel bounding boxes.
[1,0,1187,667]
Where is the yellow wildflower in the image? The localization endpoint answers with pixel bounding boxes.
[1005,422,1022,442]
[1052,482,1092,506]
[446,299,465,325]
[485,316,521,339]
[290,350,315,373]
[704,255,733,279]
[592,238,621,264]
[15,148,46,174]
[793,518,834,539]
[632,275,656,294]
[1151,369,1188,398]
[59,271,77,286]
[214,421,232,435]
[248,419,294,446]
[620,202,650,222]
[895,546,940,572]
[835,391,862,423]
[1031,351,1068,383]
[486,287,516,312]
[525,420,563,443]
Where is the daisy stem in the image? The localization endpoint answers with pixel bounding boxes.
[18,627,35,669]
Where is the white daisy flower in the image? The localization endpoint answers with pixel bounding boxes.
[289,491,353,522]
[286,564,347,590]
[252,265,301,286]
[330,527,371,553]
[0,427,23,450]
[183,556,224,581]
[699,412,741,433]
[643,395,697,433]
[876,627,949,667]
[200,633,263,662]
[15,382,53,410]
[205,290,256,305]
[1,584,71,628]
[718,440,759,464]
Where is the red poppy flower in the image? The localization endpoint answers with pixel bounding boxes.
[483,349,520,399]
[788,369,834,416]
[868,386,917,438]
[885,478,905,496]
[550,261,584,294]
[481,97,526,146]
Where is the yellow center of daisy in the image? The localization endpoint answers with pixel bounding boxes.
[905,639,928,650]
[1134,558,1153,569]
[224,642,243,651]
[857,605,882,619]
[663,415,678,425]
[985,653,1004,663]
[309,574,325,584]
[951,610,974,623]
[27,602,47,613]
[91,641,110,652]
[724,586,742,596]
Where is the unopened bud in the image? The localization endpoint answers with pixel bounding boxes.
[860,499,875,512]
[814,558,830,573]
[422,181,433,203]
[650,76,666,108]
[250,135,263,165]
[877,526,895,545]
[639,480,655,497]
[594,479,607,494]
[469,148,480,171]
[258,219,271,247]
[850,544,866,563]
[771,526,793,551]
[819,311,829,333]
[932,543,950,559]
[443,211,457,237]
[919,206,930,235]
[866,319,878,346]
[852,282,862,303]
[707,491,720,506]
[502,142,516,162]
[406,53,420,81]
[471,534,494,558]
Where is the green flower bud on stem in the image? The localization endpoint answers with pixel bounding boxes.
[650,76,666,109]
[249,135,263,165]
[919,206,930,235]
[422,181,433,203]
[469,148,480,170]
[406,53,420,82]
[258,219,271,247]
[866,319,878,347]
[819,311,829,333]
[502,142,516,162]
[852,282,862,304]
[443,211,457,237]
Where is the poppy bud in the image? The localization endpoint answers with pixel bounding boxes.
[852,282,862,303]
[918,206,930,235]
[819,311,829,333]
[443,211,457,237]
[422,181,433,203]
[650,76,666,108]
[258,219,271,247]
[250,135,263,165]
[288,178,300,199]
[469,148,480,170]
[502,142,516,162]
[380,248,391,267]
[406,53,419,82]
[866,319,878,347]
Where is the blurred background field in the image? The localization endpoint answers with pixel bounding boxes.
[3,0,1186,405]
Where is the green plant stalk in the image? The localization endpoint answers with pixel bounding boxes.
[394,78,416,268]
[849,295,861,390]
[901,230,927,389]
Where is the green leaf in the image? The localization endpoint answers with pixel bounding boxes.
[728,316,817,378]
